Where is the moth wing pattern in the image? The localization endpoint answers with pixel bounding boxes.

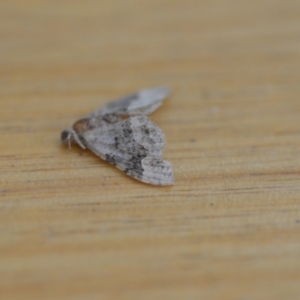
[82,115,174,185]
[89,86,170,117]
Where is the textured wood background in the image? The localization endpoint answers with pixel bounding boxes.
[1,0,300,299]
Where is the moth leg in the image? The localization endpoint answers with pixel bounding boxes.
[65,128,86,149]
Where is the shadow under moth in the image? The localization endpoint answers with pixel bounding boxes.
[61,87,174,185]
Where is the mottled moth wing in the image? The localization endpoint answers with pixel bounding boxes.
[82,115,174,185]
[88,86,170,117]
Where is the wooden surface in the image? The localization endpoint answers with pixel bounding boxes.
[1,0,300,299]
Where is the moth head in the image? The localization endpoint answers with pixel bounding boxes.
[61,129,74,147]
[61,128,86,149]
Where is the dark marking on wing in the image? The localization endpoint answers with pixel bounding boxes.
[123,127,133,138]
[102,114,121,124]
[105,154,117,166]
[124,154,147,178]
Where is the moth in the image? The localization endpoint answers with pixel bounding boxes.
[61,87,174,185]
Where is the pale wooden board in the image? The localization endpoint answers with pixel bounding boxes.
[1,0,300,299]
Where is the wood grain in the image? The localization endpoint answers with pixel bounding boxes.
[1,0,300,299]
